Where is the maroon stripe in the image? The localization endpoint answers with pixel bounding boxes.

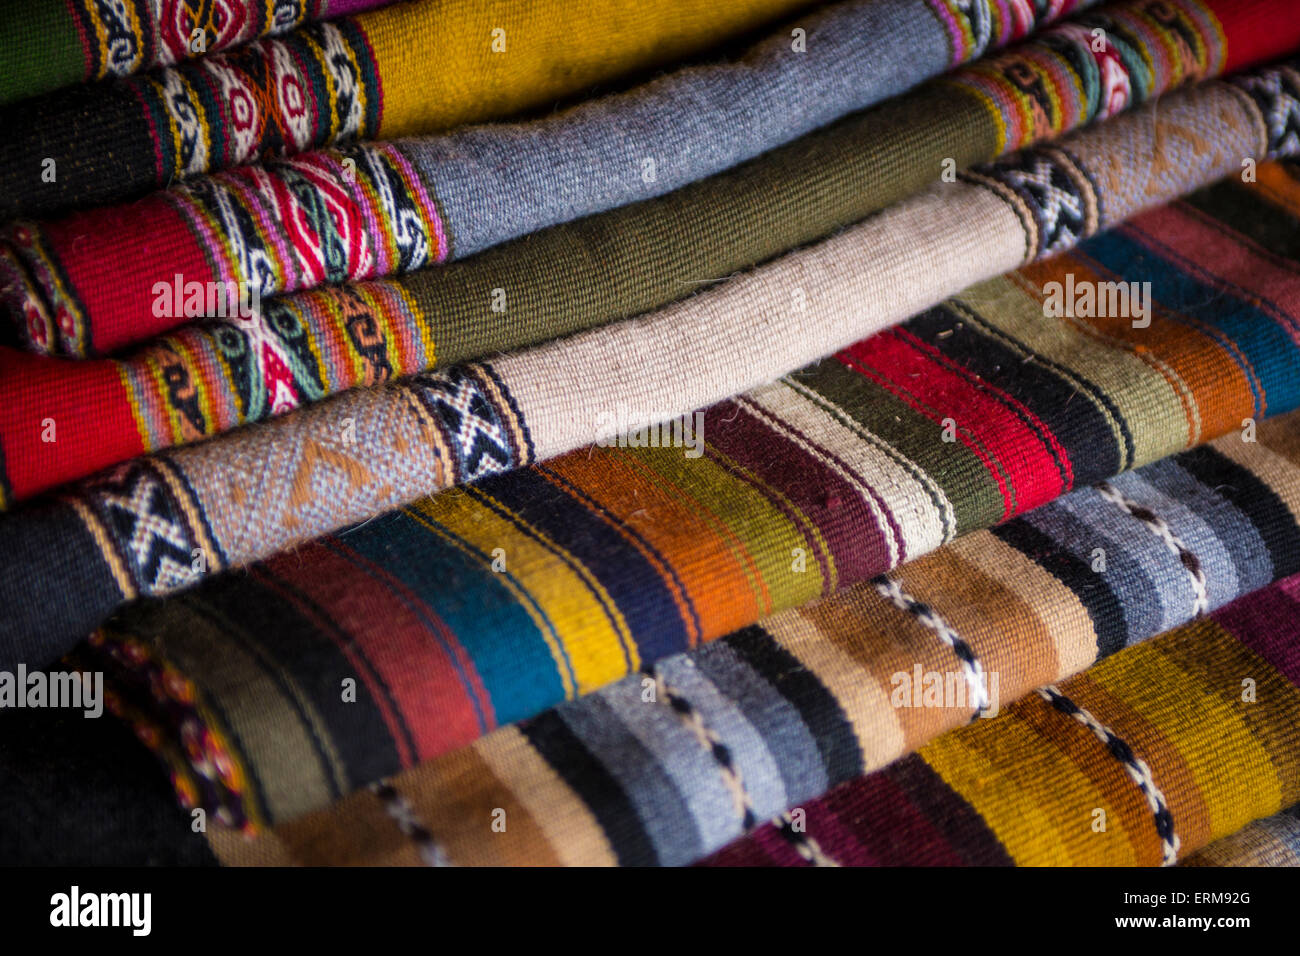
[885,755,1015,865]
[1211,581,1300,687]
[702,399,899,587]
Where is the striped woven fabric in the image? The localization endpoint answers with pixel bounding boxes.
[2,73,1297,660]
[1,0,1110,355]
[8,410,1300,865]
[206,511,1300,865]
[1181,806,1300,866]
[9,0,1294,361]
[0,0,390,104]
[0,0,821,221]
[83,416,1300,832]
[71,246,1300,830]
[698,577,1300,868]
[3,49,1294,505]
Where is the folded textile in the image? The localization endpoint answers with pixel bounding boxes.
[1181,806,1300,866]
[73,215,1300,829]
[698,577,1300,867]
[2,0,1108,356]
[206,487,1300,864]
[2,65,1296,661]
[3,41,1295,512]
[12,401,1300,863]
[0,0,390,105]
[0,0,821,220]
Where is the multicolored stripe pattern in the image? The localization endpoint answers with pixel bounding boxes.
[0,46,1294,530]
[2,0,1266,360]
[202,428,1300,861]
[0,0,823,221]
[75,189,1300,826]
[701,575,1300,867]
[0,0,389,105]
[944,0,1224,152]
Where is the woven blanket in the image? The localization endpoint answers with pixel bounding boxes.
[203,513,1300,865]
[86,412,1300,833]
[9,409,1300,863]
[3,45,1294,511]
[0,0,822,220]
[2,0,1107,355]
[69,183,1300,829]
[0,0,389,105]
[697,577,1300,867]
[2,66,1296,663]
[1181,806,1300,866]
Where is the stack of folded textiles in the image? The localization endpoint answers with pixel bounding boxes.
[1,0,1299,872]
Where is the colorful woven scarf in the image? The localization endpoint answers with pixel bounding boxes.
[81,409,1300,832]
[2,0,1105,355]
[203,508,1300,865]
[0,0,825,220]
[2,68,1296,663]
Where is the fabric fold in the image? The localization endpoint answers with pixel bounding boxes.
[2,0,1106,355]
[0,0,391,105]
[2,63,1296,659]
[698,577,1300,867]
[69,167,1300,827]
[1181,806,1300,866]
[207,434,1300,863]
[0,0,826,221]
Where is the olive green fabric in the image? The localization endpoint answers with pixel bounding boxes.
[414,85,995,367]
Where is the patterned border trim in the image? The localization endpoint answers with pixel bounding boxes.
[404,363,537,486]
[69,457,226,602]
[0,222,89,355]
[961,146,1100,261]
[139,18,381,183]
[70,0,326,82]
[73,628,261,832]
[1231,62,1300,158]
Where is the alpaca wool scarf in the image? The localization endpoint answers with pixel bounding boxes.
[697,579,1300,868]
[81,410,1300,831]
[1,13,1293,505]
[206,505,1300,866]
[1,0,1107,355]
[0,1,393,105]
[0,0,822,221]
[1,75,1296,660]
